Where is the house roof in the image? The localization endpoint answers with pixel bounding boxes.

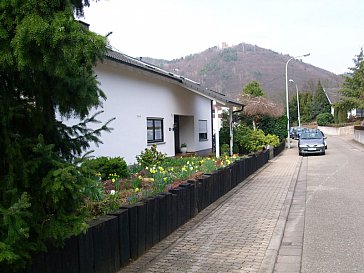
[322,87,342,105]
[105,49,242,108]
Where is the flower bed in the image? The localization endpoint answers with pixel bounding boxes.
[86,149,242,218]
[21,146,288,273]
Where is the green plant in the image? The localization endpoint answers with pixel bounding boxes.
[82,156,129,181]
[221,144,230,155]
[264,134,280,147]
[259,116,287,141]
[136,144,166,168]
[235,124,280,152]
[0,1,109,270]
[180,143,187,148]
[316,113,335,126]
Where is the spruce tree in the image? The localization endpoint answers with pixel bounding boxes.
[337,48,364,110]
[314,81,331,114]
[0,1,108,270]
[242,80,265,97]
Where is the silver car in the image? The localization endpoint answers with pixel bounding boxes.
[298,131,326,156]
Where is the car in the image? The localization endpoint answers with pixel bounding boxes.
[302,128,327,149]
[289,127,296,139]
[298,130,326,156]
[290,127,305,139]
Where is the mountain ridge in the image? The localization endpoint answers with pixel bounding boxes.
[143,43,343,103]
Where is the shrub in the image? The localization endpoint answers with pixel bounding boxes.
[0,140,109,271]
[82,156,129,181]
[136,144,166,168]
[221,144,230,155]
[235,124,280,153]
[316,113,334,126]
[264,134,280,147]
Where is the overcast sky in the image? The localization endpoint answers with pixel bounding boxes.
[83,0,364,75]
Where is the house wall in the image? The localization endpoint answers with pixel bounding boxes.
[82,60,212,164]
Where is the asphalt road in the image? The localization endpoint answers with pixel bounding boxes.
[301,135,364,273]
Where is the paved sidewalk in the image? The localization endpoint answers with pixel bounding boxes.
[119,147,301,273]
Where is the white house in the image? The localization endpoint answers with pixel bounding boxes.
[323,87,364,120]
[80,50,241,164]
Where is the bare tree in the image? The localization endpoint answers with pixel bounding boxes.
[240,95,284,130]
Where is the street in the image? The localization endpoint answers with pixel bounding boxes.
[301,135,364,273]
[119,135,364,273]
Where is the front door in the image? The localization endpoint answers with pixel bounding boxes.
[174,115,180,154]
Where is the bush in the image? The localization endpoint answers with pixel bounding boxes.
[259,116,287,141]
[136,144,166,168]
[82,156,129,181]
[235,124,280,153]
[221,144,230,155]
[316,113,334,126]
[0,139,109,271]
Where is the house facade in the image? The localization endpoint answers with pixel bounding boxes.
[81,50,241,164]
[323,87,364,122]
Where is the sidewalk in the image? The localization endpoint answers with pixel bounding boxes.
[119,147,302,273]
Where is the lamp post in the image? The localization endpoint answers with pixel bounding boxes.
[285,53,310,148]
[289,79,301,127]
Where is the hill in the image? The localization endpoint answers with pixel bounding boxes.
[143,43,343,103]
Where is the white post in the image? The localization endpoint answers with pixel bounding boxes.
[296,84,301,127]
[285,53,310,148]
[229,107,233,156]
[214,101,220,158]
[285,57,293,149]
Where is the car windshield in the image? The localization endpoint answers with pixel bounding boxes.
[300,132,322,139]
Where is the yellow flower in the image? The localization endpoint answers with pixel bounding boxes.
[163,177,167,181]
[112,178,116,183]
[190,167,193,171]
[135,188,140,192]
[138,175,143,180]
[182,166,187,172]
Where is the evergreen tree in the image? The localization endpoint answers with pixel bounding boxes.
[0,1,109,270]
[242,80,265,97]
[312,81,331,116]
[289,96,298,125]
[300,92,313,123]
[337,48,364,110]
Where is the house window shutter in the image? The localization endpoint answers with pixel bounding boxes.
[198,120,208,141]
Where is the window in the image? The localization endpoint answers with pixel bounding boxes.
[356,109,364,117]
[199,120,208,141]
[147,118,164,143]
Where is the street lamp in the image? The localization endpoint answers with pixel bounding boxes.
[289,79,301,127]
[285,53,310,148]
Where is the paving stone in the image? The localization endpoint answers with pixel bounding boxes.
[118,148,300,273]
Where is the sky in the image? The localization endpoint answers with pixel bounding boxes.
[83,0,364,75]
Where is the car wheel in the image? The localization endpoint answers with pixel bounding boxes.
[321,149,325,155]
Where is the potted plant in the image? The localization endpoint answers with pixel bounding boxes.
[180,143,187,154]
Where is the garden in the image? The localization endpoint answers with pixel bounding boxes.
[82,144,242,219]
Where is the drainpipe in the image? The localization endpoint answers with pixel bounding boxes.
[229,107,233,156]
[214,101,220,158]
